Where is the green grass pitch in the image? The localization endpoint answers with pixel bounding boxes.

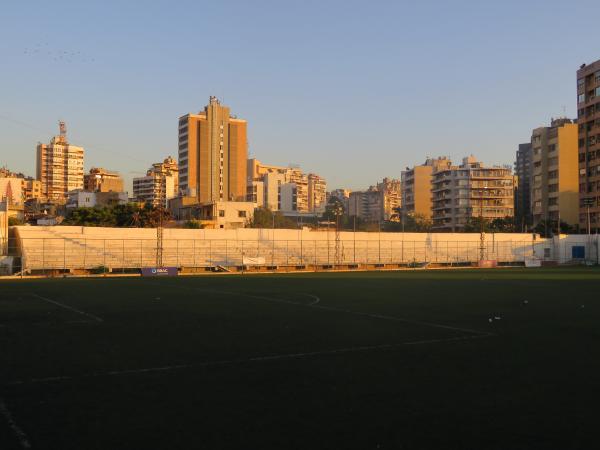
[1,268,599,449]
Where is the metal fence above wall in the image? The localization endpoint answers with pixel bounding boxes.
[10,237,541,274]
[3,231,597,276]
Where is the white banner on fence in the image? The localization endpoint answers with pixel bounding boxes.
[524,258,542,267]
[243,256,266,266]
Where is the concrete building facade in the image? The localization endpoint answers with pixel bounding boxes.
[133,157,178,208]
[66,190,128,209]
[178,97,247,203]
[377,178,401,220]
[36,122,84,203]
[401,157,452,220]
[514,143,533,229]
[308,174,327,213]
[348,188,382,222]
[577,59,600,232]
[84,168,124,193]
[531,119,579,228]
[247,159,326,214]
[432,156,515,231]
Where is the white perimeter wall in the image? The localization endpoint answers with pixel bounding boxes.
[13,226,600,270]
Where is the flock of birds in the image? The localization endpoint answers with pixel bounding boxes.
[23,43,95,63]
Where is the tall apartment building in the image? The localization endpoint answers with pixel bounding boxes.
[36,122,84,203]
[377,178,401,220]
[84,168,124,193]
[347,179,401,222]
[431,156,515,231]
[401,157,452,219]
[133,157,178,208]
[247,159,325,214]
[530,119,578,228]
[308,174,327,213]
[577,60,600,232]
[514,143,533,229]
[348,188,381,222]
[178,97,247,203]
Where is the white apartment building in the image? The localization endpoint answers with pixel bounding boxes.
[432,156,516,231]
[36,122,84,203]
[246,159,326,214]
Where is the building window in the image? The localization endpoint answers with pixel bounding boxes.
[238,211,246,218]
[218,210,225,217]
[578,94,585,104]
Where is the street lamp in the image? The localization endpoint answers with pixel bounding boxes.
[583,197,594,236]
[582,197,595,263]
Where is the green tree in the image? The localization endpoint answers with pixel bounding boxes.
[488,216,516,233]
[8,217,24,226]
[321,197,345,222]
[390,212,432,232]
[533,219,576,237]
[63,203,169,228]
[249,207,298,229]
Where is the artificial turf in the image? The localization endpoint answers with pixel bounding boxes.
[0,268,599,450]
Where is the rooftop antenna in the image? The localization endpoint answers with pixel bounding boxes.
[59,120,67,144]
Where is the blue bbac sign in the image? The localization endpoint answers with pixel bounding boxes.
[141,267,178,277]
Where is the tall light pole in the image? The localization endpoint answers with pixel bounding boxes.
[583,197,594,263]
[479,186,487,262]
[583,198,594,236]
[333,203,343,266]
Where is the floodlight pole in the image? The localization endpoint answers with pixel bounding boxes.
[479,187,485,262]
[156,203,164,267]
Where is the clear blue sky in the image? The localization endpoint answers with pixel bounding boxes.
[1,0,598,191]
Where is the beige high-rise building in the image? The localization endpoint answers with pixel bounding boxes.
[432,156,516,231]
[401,157,451,219]
[377,178,401,220]
[133,157,178,208]
[36,122,84,203]
[308,173,327,213]
[178,97,247,203]
[531,118,579,228]
[84,168,124,193]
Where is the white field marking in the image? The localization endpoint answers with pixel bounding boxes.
[299,293,321,305]
[30,293,103,323]
[0,397,32,449]
[192,287,494,337]
[6,333,493,386]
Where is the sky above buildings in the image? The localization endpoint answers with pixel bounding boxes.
[1,0,599,191]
